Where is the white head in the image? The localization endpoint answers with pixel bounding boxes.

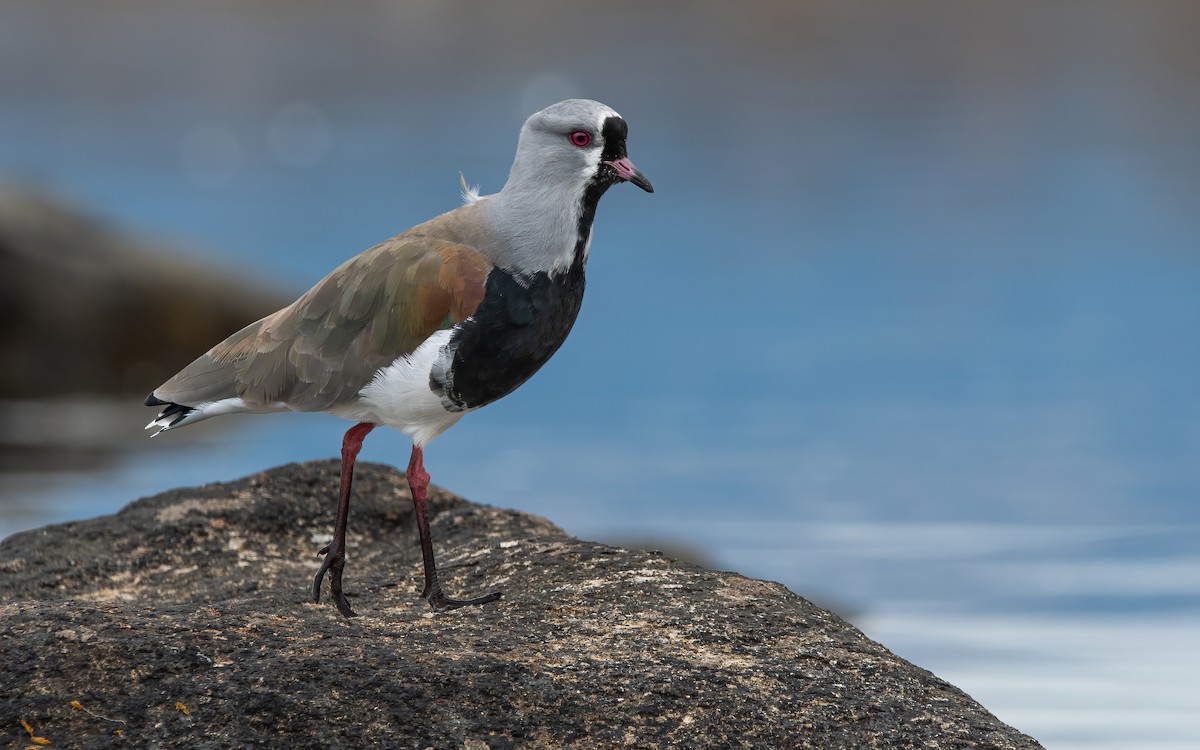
[485,99,652,274]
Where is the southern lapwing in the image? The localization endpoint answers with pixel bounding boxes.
[144,99,652,617]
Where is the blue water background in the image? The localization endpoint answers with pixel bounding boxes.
[1,3,1197,747]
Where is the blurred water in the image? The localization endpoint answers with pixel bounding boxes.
[2,2,1198,748]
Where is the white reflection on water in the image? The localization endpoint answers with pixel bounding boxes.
[865,614,1200,750]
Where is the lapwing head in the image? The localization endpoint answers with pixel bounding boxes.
[511,99,653,197]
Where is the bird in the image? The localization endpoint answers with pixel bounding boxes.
[144,99,653,617]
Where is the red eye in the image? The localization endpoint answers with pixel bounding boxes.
[569,130,591,147]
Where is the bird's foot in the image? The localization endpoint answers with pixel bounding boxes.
[425,585,502,613]
[313,544,356,618]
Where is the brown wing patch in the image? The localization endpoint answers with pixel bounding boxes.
[434,244,490,322]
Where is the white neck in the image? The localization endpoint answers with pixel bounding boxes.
[481,175,589,276]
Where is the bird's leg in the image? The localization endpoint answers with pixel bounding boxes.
[406,444,502,612]
[313,421,375,617]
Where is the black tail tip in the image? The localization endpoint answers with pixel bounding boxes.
[145,394,167,407]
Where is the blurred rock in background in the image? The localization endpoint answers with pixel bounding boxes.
[0,183,288,471]
[0,183,287,399]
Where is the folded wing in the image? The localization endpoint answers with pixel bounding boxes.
[149,237,492,417]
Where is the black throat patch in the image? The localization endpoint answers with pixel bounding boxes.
[573,115,629,258]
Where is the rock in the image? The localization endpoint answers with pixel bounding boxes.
[0,461,1043,749]
[0,183,290,400]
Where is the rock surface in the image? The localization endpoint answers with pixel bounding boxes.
[0,461,1043,749]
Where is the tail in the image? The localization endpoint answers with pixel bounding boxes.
[144,392,261,436]
[143,318,266,436]
[144,394,200,436]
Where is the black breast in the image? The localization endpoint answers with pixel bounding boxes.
[435,252,586,411]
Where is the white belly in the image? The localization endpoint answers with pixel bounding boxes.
[331,329,468,447]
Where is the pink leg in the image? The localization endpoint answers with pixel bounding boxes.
[406,444,501,611]
[313,421,375,617]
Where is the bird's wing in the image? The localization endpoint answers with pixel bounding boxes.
[151,236,492,412]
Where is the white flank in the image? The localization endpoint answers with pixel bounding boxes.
[336,329,467,447]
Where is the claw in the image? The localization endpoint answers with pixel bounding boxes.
[426,587,502,613]
[312,544,357,617]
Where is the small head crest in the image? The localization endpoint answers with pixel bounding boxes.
[458,172,481,205]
